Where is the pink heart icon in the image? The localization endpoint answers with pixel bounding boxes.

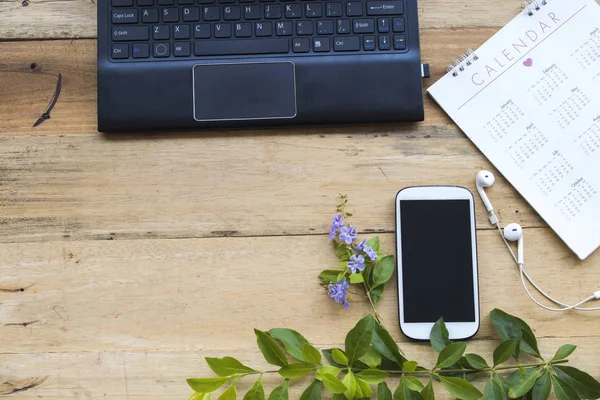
[523,58,533,67]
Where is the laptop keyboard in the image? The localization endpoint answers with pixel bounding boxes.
[109,0,408,60]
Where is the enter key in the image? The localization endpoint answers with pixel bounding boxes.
[366,1,404,15]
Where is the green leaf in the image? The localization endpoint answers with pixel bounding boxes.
[554,365,600,399]
[436,342,467,368]
[372,255,395,289]
[318,365,343,378]
[490,309,522,358]
[299,380,322,400]
[189,393,210,400]
[364,346,382,368]
[356,377,375,398]
[356,369,388,385]
[320,373,347,394]
[378,382,393,400]
[551,375,579,400]
[484,378,504,400]
[218,385,237,400]
[332,348,349,366]
[345,314,376,366]
[515,317,542,359]
[439,376,483,400]
[370,286,384,305]
[255,329,288,367]
[333,240,351,261]
[372,323,407,366]
[301,343,322,365]
[551,345,577,362]
[343,371,357,400]
[320,270,342,284]
[404,376,425,391]
[465,354,489,369]
[531,371,551,400]
[508,367,540,398]
[350,273,364,284]
[278,363,315,380]
[493,340,518,367]
[430,318,451,353]
[420,381,434,400]
[268,380,288,400]
[367,237,380,251]
[187,378,229,393]
[268,328,309,362]
[206,357,257,377]
[402,361,418,373]
[243,378,264,400]
[333,395,346,400]
[395,377,424,400]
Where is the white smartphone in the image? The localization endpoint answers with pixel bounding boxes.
[395,186,480,341]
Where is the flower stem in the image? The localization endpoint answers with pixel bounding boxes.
[377,359,568,375]
[362,282,382,324]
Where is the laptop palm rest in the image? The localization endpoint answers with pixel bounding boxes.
[193,62,297,122]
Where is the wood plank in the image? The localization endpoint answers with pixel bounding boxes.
[1,231,599,355]
[0,0,528,41]
[2,336,599,399]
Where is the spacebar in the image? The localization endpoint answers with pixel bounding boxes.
[195,39,289,56]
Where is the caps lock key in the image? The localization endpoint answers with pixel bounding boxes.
[366,1,404,16]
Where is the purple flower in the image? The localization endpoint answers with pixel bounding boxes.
[339,225,358,245]
[328,278,350,310]
[329,215,345,242]
[347,254,365,273]
[354,239,366,253]
[363,245,378,261]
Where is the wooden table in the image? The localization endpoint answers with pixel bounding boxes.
[1,0,599,398]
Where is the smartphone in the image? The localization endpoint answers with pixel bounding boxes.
[395,186,480,341]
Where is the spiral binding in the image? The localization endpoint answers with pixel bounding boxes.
[447,48,478,77]
[521,0,548,16]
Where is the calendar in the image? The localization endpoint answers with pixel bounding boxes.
[428,0,600,259]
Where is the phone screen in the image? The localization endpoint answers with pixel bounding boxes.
[399,199,476,323]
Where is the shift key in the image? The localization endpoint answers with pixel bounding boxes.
[112,26,149,41]
[366,1,404,15]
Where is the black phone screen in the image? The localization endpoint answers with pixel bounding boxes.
[399,199,477,323]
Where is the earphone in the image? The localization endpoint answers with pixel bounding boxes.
[476,170,600,312]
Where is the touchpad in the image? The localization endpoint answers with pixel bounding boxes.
[193,62,297,121]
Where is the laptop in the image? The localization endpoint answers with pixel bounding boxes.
[98,0,426,132]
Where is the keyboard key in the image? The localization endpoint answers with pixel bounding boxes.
[326,2,343,17]
[334,36,360,51]
[198,0,214,3]
[235,22,252,37]
[366,1,403,15]
[296,21,313,35]
[203,6,220,20]
[153,25,169,39]
[346,2,363,16]
[111,43,129,59]
[392,17,404,32]
[174,41,191,56]
[137,0,153,5]
[276,21,293,36]
[378,34,391,49]
[174,24,190,38]
[194,38,289,55]
[244,5,261,19]
[292,37,310,53]
[317,20,334,35]
[363,35,375,50]
[264,4,281,18]
[336,19,350,34]
[377,17,389,32]
[112,9,138,23]
[394,34,406,49]
[113,0,133,6]
[353,18,374,33]
[194,23,211,38]
[224,5,241,20]
[142,8,159,22]
[214,23,232,37]
[112,26,149,41]
[219,0,235,3]
[255,21,272,36]
[157,0,173,4]
[162,7,179,22]
[153,42,170,57]
[284,4,301,18]
[132,43,150,58]
[178,0,194,4]
[313,37,330,52]
[182,7,200,21]
[305,3,322,17]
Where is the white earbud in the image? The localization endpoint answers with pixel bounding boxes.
[476,170,498,224]
[503,223,524,265]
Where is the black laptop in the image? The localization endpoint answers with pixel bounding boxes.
[98,0,426,132]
